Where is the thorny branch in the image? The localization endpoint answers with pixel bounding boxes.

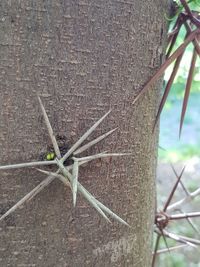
[153,163,200,266]
[133,0,200,137]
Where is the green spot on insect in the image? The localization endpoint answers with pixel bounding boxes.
[46,152,55,160]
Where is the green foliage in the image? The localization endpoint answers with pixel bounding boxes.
[159,253,186,267]
[159,145,200,162]
[187,0,200,10]
[167,0,200,24]
[160,18,200,161]
[174,0,200,12]
[186,179,198,191]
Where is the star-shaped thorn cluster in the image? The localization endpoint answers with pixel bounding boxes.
[0,96,131,227]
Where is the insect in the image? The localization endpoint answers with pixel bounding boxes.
[40,135,73,165]
[46,152,55,161]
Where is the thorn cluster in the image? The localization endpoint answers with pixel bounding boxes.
[0,96,130,227]
[152,164,200,266]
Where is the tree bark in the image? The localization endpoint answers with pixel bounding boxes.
[0,1,168,266]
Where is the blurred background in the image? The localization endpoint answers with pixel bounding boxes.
[156,14,200,267]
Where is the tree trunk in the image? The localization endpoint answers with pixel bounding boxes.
[0,1,168,266]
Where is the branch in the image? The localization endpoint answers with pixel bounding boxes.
[167,187,200,211]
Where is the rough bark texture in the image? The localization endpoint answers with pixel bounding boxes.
[0,1,167,266]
